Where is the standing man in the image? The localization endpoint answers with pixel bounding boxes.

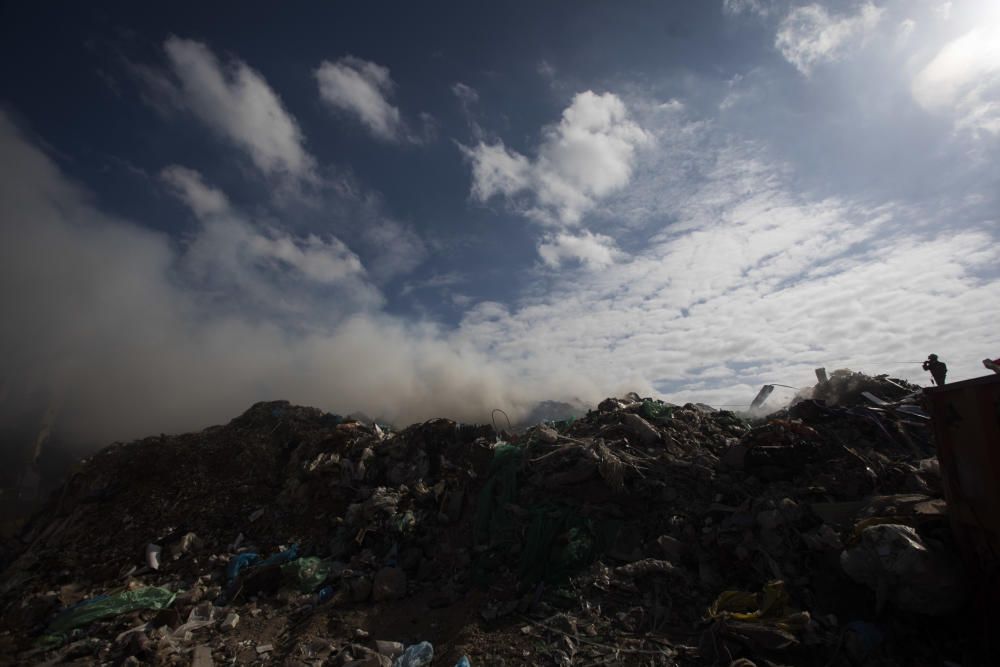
[922,354,947,386]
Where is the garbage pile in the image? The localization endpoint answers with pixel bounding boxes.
[0,372,976,666]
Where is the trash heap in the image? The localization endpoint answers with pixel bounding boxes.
[0,373,976,666]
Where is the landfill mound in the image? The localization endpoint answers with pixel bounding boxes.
[792,369,922,408]
[0,373,973,666]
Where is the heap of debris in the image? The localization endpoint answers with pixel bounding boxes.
[0,372,976,666]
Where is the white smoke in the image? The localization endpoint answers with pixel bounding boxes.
[0,112,600,446]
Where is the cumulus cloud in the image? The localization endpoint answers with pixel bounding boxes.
[912,23,1000,136]
[462,91,650,226]
[537,230,621,269]
[775,2,884,75]
[315,56,416,142]
[139,37,316,183]
[463,142,532,205]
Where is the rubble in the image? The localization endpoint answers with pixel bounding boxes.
[0,373,982,665]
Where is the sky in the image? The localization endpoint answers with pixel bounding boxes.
[1,0,998,444]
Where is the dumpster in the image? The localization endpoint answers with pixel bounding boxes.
[925,374,1000,599]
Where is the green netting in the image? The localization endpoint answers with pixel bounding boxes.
[39,587,176,648]
[518,508,625,586]
[473,443,523,547]
[519,508,594,585]
[474,443,626,588]
[549,417,576,432]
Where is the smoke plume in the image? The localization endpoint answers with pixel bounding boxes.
[0,112,598,447]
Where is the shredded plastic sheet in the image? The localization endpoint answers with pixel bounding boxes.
[39,586,177,648]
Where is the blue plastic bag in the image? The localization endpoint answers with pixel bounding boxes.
[393,641,433,667]
[226,553,260,582]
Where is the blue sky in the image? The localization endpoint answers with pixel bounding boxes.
[1,0,998,441]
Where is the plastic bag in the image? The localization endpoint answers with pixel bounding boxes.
[707,580,809,630]
[641,399,673,422]
[282,556,334,592]
[840,523,965,614]
[393,641,433,667]
[40,586,176,647]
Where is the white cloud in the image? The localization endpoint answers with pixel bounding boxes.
[455,139,1000,409]
[723,0,772,17]
[912,23,1000,136]
[160,165,379,314]
[537,230,621,269]
[897,18,917,46]
[451,82,485,141]
[451,82,479,107]
[400,272,466,297]
[360,217,429,281]
[315,56,410,142]
[462,91,650,226]
[147,37,316,182]
[161,165,230,217]
[775,3,884,75]
[250,232,366,284]
[463,141,532,204]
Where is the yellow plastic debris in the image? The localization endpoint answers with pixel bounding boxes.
[707,580,810,631]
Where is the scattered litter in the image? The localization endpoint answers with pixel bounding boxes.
[145,543,162,570]
[220,611,239,632]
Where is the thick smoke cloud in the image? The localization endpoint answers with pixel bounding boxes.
[0,113,593,446]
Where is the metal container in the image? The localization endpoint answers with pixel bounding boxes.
[925,374,1000,586]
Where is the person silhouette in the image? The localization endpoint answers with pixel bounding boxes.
[922,354,947,386]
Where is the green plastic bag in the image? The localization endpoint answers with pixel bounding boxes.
[641,399,673,422]
[39,586,176,648]
[282,556,334,592]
